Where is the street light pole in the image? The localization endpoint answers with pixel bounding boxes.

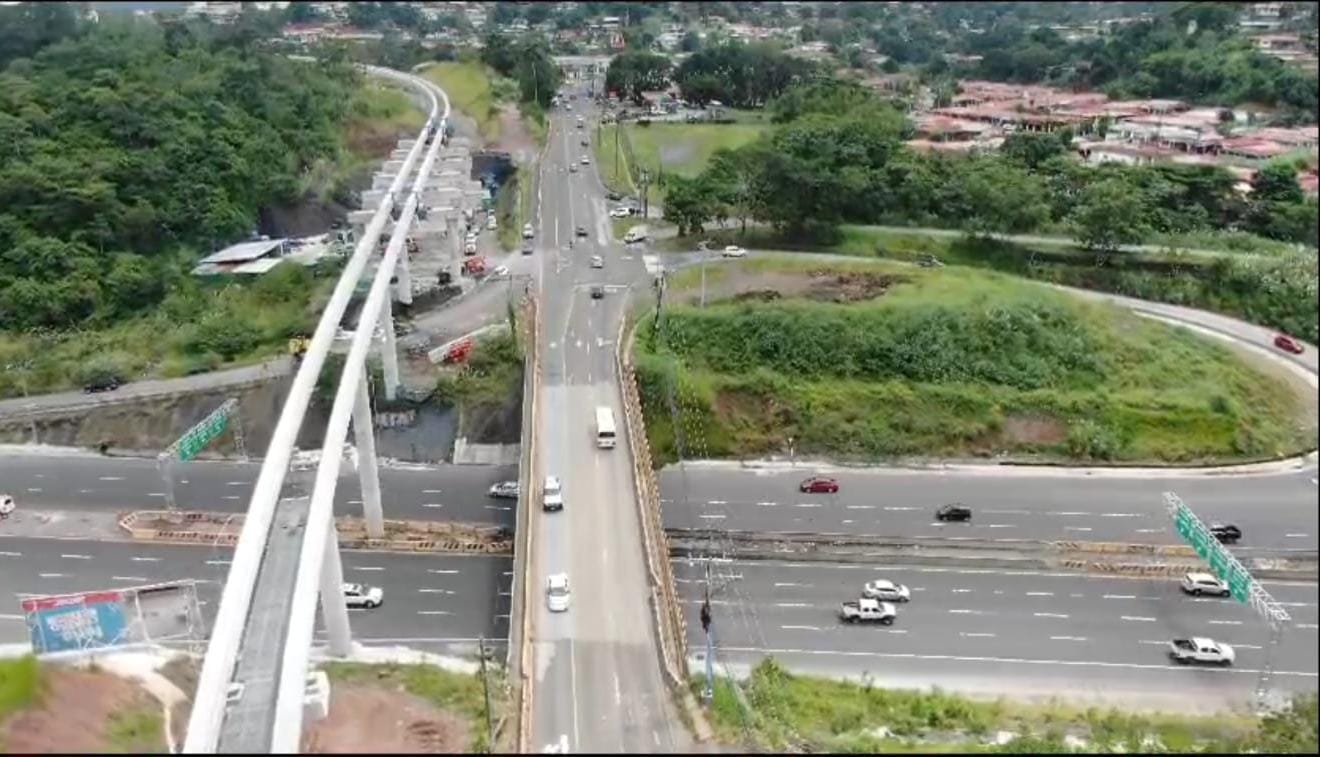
[701,560,714,703]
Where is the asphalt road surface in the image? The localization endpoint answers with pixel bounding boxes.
[0,538,510,656]
[659,465,1320,552]
[0,453,518,527]
[674,558,1319,712]
[528,87,689,754]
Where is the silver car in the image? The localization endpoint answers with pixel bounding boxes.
[590,255,604,268]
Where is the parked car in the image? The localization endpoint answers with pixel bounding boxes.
[862,579,911,602]
[1181,572,1230,597]
[1274,334,1304,354]
[547,573,572,612]
[606,190,623,201]
[936,503,972,522]
[342,583,383,609]
[798,476,839,494]
[486,215,497,231]
[1168,637,1234,666]
[83,375,122,393]
[590,255,604,268]
[1209,523,1242,544]
[488,481,519,499]
[722,245,747,258]
[609,207,633,219]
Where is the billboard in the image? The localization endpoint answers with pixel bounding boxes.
[19,581,204,656]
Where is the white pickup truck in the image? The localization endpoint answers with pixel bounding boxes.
[839,598,896,625]
[1168,637,1235,666]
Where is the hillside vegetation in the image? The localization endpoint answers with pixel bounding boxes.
[634,260,1313,465]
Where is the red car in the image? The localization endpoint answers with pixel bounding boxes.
[1274,334,1304,354]
[799,476,839,494]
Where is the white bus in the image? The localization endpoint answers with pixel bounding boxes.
[595,406,617,449]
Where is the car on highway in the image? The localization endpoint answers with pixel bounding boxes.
[522,241,534,255]
[1180,572,1230,597]
[575,225,588,237]
[1209,523,1242,544]
[1169,637,1234,666]
[488,481,519,499]
[547,573,572,612]
[543,475,564,512]
[487,215,498,231]
[1274,333,1304,354]
[0,493,14,518]
[839,597,896,625]
[523,223,534,239]
[862,579,911,602]
[491,265,510,278]
[464,240,478,254]
[83,374,122,393]
[580,137,589,147]
[798,476,839,494]
[722,245,747,258]
[935,503,972,522]
[569,163,578,173]
[590,285,605,299]
[342,583,383,609]
[580,156,590,165]
[590,255,604,268]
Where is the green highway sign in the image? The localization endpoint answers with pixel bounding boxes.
[1173,502,1250,604]
[177,413,229,462]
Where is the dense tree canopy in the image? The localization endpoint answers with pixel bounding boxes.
[0,15,357,330]
[605,50,671,103]
[480,32,562,109]
[674,40,816,107]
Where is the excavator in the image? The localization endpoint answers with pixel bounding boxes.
[288,334,311,362]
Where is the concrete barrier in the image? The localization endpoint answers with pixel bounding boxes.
[512,294,540,754]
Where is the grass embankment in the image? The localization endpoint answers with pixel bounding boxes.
[633,257,1313,465]
[323,661,506,753]
[496,165,535,252]
[422,61,517,144]
[594,118,769,205]
[105,706,166,753]
[0,655,40,722]
[0,261,338,398]
[433,330,524,442]
[700,659,1314,753]
[300,80,428,200]
[660,226,1319,345]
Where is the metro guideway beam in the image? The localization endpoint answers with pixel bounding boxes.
[182,65,449,753]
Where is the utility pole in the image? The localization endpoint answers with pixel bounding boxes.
[698,240,712,307]
[639,169,652,219]
[652,272,666,334]
[614,119,621,184]
[478,635,494,748]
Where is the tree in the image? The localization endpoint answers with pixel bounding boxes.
[1070,178,1150,258]
[662,175,718,236]
[1253,161,1304,205]
[605,50,671,101]
[680,30,702,52]
[957,157,1050,236]
[285,2,323,24]
[999,131,1070,170]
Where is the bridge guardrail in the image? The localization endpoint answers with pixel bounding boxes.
[513,293,540,754]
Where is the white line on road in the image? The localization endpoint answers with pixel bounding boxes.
[354,566,385,572]
[756,501,777,507]
[781,625,820,632]
[484,505,512,511]
[98,476,124,482]
[417,610,452,616]
[1285,533,1310,538]
[698,514,726,520]
[961,632,996,638]
[38,573,66,578]
[1134,528,1164,534]
[1053,511,1088,516]
[884,506,918,511]
[226,481,246,486]
[706,500,727,506]
[846,505,876,510]
[1122,616,1157,622]
[1208,620,1243,625]
[111,576,148,582]
[775,602,811,608]
[795,503,822,509]
[428,569,460,575]
[774,582,812,588]
[1050,636,1088,642]
[1100,513,1140,518]
[949,609,986,615]
[78,489,93,494]
[223,495,242,500]
[1103,594,1136,600]
[423,489,443,494]
[1034,612,1069,619]
[0,614,24,621]
[1025,592,1054,597]
[131,556,160,562]
[205,560,230,566]
[61,554,92,560]
[26,487,42,493]
[418,589,457,595]
[951,588,973,593]
[1064,527,1093,532]
[0,551,21,557]
[423,503,444,509]
[147,492,166,497]
[1297,623,1318,630]
[985,524,1015,529]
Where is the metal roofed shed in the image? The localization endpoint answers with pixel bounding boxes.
[192,238,287,276]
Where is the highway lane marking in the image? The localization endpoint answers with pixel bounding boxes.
[131,556,160,562]
[781,625,821,631]
[775,602,811,608]
[0,552,21,557]
[1025,592,1054,597]
[205,560,230,566]
[846,505,876,510]
[960,632,996,638]
[1134,528,1164,534]
[842,519,855,525]
[1034,612,1070,619]
[1050,636,1088,642]
[984,524,1014,529]
[706,500,727,505]
[417,610,452,616]
[713,646,1320,677]
[428,569,460,575]
[1103,594,1137,600]
[1100,513,1140,518]
[26,487,42,493]
[795,503,822,509]
[1208,620,1243,625]
[1297,623,1318,630]
[951,588,973,593]
[354,566,385,571]
[78,489,94,494]
[1122,616,1157,622]
[698,514,726,520]
[423,503,445,509]
[61,554,92,560]
[949,609,988,615]
[418,589,457,595]
[1064,527,1093,532]
[0,614,24,621]
[38,573,66,578]
[1285,533,1310,538]
[423,489,443,494]
[98,476,124,482]
[756,501,778,507]
[147,493,166,497]
[484,505,513,511]
[884,506,918,511]
[1053,511,1088,516]
[226,481,247,486]
[774,582,812,588]
[223,496,242,501]
[112,576,149,582]
[1277,601,1317,608]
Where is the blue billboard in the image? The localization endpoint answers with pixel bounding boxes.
[21,591,129,654]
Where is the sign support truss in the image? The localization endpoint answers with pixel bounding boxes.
[158,398,244,510]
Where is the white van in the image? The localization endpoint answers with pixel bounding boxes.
[595,406,617,449]
[623,225,648,244]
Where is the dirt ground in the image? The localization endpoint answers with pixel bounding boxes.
[677,266,907,307]
[0,668,162,753]
[302,682,471,753]
[495,104,538,163]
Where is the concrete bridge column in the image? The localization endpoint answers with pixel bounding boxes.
[379,302,401,401]
[351,364,386,539]
[319,525,353,657]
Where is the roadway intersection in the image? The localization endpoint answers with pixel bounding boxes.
[0,537,510,656]
[674,558,1319,712]
[0,452,517,526]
